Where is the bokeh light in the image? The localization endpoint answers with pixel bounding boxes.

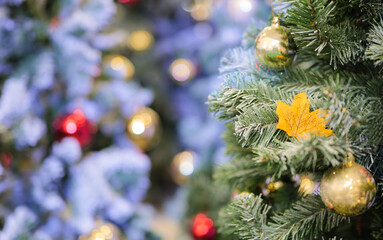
[171,151,196,185]
[78,222,119,240]
[126,107,161,151]
[128,30,154,51]
[192,213,216,240]
[227,0,255,22]
[169,58,196,84]
[190,2,212,21]
[131,119,146,135]
[103,55,135,81]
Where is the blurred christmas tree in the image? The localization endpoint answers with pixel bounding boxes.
[207,0,383,239]
[0,0,160,239]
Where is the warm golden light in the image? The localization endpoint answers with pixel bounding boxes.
[170,58,196,83]
[131,119,146,135]
[190,2,212,21]
[103,55,135,81]
[93,232,105,240]
[100,225,113,239]
[298,177,315,196]
[78,222,119,240]
[126,107,161,151]
[171,151,196,185]
[128,30,154,51]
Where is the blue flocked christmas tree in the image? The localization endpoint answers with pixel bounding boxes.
[0,0,156,239]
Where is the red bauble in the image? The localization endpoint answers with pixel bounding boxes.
[118,0,140,6]
[191,213,216,240]
[53,109,96,146]
[1,153,12,167]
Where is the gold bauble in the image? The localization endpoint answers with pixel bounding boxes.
[320,161,377,216]
[126,107,161,151]
[254,17,295,71]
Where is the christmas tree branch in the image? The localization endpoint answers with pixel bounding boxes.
[217,194,271,239]
[366,19,383,68]
[285,0,365,67]
[253,136,348,179]
[262,195,348,240]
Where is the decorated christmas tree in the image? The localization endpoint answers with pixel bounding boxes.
[208,0,383,239]
[0,0,158,239]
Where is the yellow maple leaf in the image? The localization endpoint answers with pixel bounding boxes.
[276,92,333,140]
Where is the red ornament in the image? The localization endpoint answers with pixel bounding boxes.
[118,0,140,6]
[53,109,96,146]
[191,213,216,240]
[1,153,12,167]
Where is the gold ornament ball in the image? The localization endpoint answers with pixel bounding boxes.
[254,17,295,71]
[126,107,161,151]
[320,161,377,216]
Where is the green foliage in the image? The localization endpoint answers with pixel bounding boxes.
[217,194,270,239]
[284,0,365,68]
[218,194,348,240]
[366,19,383,67]
[263,195,348,240]
[186,167,232,220]
[209,0,383,239]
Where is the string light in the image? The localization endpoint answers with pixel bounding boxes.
[169,58,196,84]
[103,55,135,81]
[128,30,154,51]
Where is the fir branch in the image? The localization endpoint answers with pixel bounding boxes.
[285,0,365,68]
[262,195,348,240]
[366,19,383,67]
[254,136,348,178]
[214,155,269,190]
[220,48,257,75]
[217,194,271,239]
[371,206,383,239]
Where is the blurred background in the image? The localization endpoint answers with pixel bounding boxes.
[0,0,269,239]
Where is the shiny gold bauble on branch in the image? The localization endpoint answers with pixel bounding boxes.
[126,107,161,151]
[320,161,377,216]
[254,17,295,71]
